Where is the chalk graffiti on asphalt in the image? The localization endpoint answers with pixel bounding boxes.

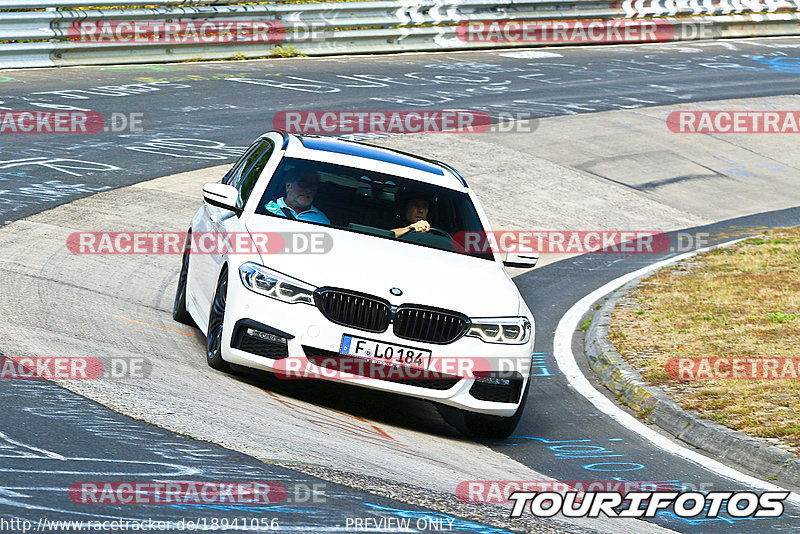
[31,81,192,100]
[0,157,120,177]
[0,178,112,216]
[124,138,246,160]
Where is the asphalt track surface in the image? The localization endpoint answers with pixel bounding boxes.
[1,37,800,533]
[2,38,800,222]
[0,379,518,534]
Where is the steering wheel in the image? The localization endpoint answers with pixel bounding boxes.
[427,226,452,239]
[407,226,451,239]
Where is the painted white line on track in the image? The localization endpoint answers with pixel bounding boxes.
[552,239,800,506]
[495,51,563,58]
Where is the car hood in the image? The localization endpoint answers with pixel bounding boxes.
[244,216,521,317]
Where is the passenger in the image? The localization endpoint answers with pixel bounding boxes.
[391,196,431,238]
[264,170,330,224]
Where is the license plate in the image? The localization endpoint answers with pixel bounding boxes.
[340,335,431,371]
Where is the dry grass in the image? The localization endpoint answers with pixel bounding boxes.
[610,227,800,456]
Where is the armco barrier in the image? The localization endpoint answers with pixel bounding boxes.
[1,0,799,68]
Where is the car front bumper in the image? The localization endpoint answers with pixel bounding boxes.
[222,276,534,417]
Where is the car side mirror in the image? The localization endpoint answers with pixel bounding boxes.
[203,183,241,215]
[503,252,539,269]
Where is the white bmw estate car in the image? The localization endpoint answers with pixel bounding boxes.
[174,131,537,437]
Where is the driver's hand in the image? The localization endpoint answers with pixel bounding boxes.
[409,220,430,233]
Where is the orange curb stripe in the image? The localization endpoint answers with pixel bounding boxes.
[120,316,203,338]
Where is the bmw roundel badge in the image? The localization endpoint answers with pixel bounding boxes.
[390,288,403,296]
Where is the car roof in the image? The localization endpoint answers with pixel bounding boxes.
[279,133,468,191]
[300,136,444,175]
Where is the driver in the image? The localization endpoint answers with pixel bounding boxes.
[391,196,431,238]
[264,170,330,224]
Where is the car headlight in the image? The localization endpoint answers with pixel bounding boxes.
[466,317,531,344]
[239,262,315,305]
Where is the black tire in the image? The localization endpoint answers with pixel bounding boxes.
[206,268,231,372]
[172,233,195,325]
[438,379,530,439]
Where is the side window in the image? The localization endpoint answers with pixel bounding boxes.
[222,140,261,186]
[231,139,274,209]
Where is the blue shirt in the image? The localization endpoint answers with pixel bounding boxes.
[265,197,330,225]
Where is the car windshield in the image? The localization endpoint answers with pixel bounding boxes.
[255,157,493,261]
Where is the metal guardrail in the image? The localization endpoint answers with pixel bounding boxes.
[1,0,799,69]
[0,0,243,7]
[2,1,620,42]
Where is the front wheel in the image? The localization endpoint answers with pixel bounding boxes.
[172,234,195,325]
[206,269,231,372]
[438,379,530,439]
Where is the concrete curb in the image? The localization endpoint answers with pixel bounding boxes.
[584,275,800,490]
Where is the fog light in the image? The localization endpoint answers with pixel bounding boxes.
[477,376,510,386]
[245,328,287,345]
